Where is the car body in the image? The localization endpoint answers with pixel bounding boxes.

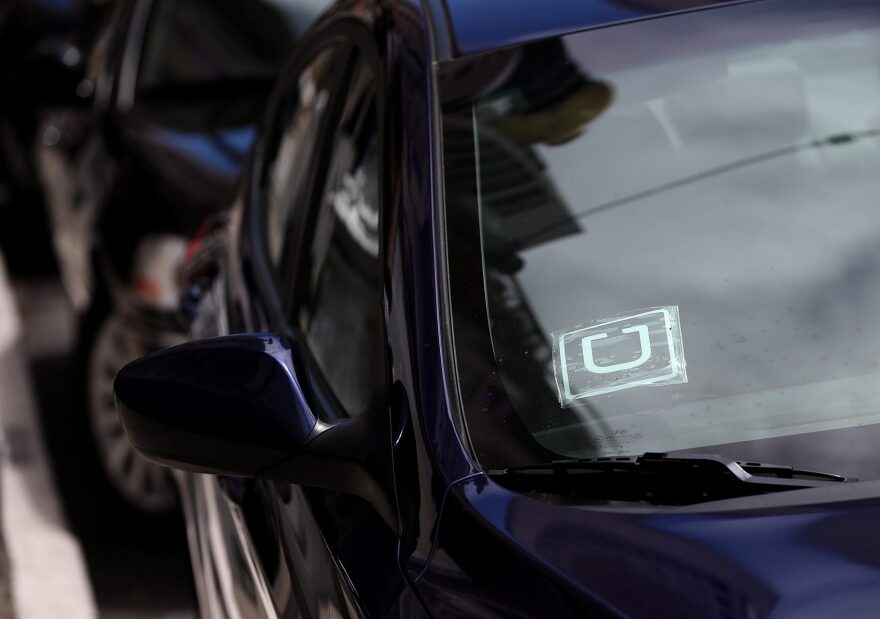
[115,0,880,617]
[0,0,92,197]
[0,0,111,277]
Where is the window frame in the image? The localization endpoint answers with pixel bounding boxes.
[246,18,389,423]
[282,46,381,313]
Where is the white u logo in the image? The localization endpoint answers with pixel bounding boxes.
[581,324,652,374]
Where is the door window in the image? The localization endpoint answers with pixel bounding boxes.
[296,55,382,417]
[265,46,339,266]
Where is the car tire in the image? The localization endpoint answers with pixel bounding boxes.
[74,290,179,523]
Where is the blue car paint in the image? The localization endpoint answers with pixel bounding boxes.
[440,0,753,57]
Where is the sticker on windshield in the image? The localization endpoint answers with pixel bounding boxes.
[552,306,687,407]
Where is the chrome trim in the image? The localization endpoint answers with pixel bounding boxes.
[173,471,217,619]
[227,501,279,619]
[202,476,246,619]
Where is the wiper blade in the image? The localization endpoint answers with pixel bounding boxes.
[488,452,852,505]
[734,459,848,483]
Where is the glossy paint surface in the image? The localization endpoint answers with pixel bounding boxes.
[115,333,318,475]
[441,0,750,56]
[414,476,880,618]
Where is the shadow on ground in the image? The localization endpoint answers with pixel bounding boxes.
[30,350,197,618]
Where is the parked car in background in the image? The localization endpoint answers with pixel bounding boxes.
[0,0,112,276]
[116,0,880,616]
[0,0,97,196]
[35,0,327,517]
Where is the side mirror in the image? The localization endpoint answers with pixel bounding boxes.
[113,333,396,526]
[114,333,316,475]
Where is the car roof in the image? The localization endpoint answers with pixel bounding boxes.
[430,0,753,59]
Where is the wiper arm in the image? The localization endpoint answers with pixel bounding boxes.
[488,452,851,505]
[734,459,847,483]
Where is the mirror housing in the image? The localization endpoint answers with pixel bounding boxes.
[114,333,317,475]
[113,333,396,527]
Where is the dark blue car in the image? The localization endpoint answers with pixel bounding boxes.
[114,0,880,616]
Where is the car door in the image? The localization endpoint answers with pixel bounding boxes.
[272,41,407,616]
[183,40,357,617]
[189,21,407,619]
[251,24,410,615]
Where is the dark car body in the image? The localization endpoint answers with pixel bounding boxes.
[0,0,94,194]
[115,0,880,617]
[0,0,112,276]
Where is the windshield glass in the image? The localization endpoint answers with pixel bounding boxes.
[441,0,880,484]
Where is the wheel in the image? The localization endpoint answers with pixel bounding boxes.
[80,303,177,516]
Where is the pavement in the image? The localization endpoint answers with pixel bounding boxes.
[0,253,198,618]
[0,254,96,618]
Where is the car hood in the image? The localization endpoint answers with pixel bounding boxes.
[452,475,880,618]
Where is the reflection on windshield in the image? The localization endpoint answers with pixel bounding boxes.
[443,0,880,482]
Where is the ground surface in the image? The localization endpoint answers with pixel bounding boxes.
[16,279,198,619]
[0,536,12,619]
[0,184,197,617]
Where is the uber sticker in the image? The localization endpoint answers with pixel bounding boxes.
[552,306,687,406]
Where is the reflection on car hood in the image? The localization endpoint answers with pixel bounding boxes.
[442,0,745,57]
[456,475,880,617]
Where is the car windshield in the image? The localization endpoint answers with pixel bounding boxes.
[440,0,880,486]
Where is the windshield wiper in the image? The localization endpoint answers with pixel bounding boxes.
[488,452,851,505]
